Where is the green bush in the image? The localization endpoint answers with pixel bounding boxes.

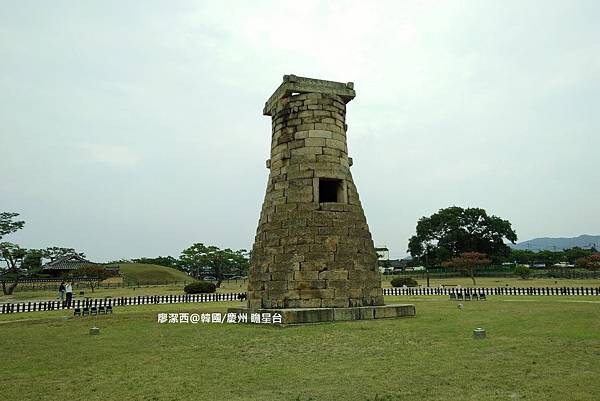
[390,277,418,287]
[184,281,216,294]
[513,265,531,279]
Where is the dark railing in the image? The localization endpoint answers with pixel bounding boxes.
[0,292,246,314]
[382,286,600,296]
[3,287,599,315]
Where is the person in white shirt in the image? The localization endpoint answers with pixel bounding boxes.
[65,281,74,307]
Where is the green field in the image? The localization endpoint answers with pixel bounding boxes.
[1,295,599,401]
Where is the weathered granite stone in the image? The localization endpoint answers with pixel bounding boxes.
[227,304,416,325]
[249,75,383,310]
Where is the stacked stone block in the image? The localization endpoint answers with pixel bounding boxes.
[248,75,383,309]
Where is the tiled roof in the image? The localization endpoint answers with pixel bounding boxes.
[41,255,97,271]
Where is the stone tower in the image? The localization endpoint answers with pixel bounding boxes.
[248,75,383,310]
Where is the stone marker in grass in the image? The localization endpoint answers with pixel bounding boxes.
[473,328,486,339]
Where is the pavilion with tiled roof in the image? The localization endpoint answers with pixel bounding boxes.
[41,255,118,278]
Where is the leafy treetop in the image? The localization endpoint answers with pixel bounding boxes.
[0,212,25,240]
[408,206,517,266]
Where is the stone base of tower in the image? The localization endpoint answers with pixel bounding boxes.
[227,304,415,325]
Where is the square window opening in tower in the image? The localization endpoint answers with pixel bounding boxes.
[319,178,344,203]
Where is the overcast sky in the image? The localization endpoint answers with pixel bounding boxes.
[1,1,599,261]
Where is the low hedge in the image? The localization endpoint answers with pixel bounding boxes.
[390,277,418,287]
[184,281,217,294]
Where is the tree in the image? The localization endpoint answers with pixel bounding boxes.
[564,247,594,264]
[575,254,600,271]
[407,206,517,267]
[227,249,250,277]
[535,250,565,268]
[42,247,85,262]
[0,244,43,295]
[0,212,25,239]
[179,243,249,287]
[509,249,537,265]
[22,248,44,271]
[0,242,27,295]
[0,212,41,295]
[131,256,179,269]
[71,265,112,293]
[441,252,491,286]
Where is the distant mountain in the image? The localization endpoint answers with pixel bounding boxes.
[510,235,600,251]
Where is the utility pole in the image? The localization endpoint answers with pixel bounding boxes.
[424,244,431,288]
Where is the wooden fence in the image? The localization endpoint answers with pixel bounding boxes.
[382,286,600,296]
[0,292,245,314]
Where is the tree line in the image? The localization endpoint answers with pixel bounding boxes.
[508,248,597,266]
[407,206,599,285]
[112,243,250,287]
[1,212,249,295]
[0,212,98,294]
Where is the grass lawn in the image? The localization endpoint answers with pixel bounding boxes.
[1,296,598,401]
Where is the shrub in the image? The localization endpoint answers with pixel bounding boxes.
[184,281,216,294]
[513,265,531,279]
[576,254,600,270]
[390,277,418,287]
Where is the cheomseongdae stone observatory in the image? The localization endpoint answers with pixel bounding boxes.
[229,75,415,324]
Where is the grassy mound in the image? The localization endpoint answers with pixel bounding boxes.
[117,263,193,284]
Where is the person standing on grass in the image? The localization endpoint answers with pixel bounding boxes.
[58,281,66,304]
[65,281,73,307]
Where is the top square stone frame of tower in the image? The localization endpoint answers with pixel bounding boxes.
[263,74,356,116]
